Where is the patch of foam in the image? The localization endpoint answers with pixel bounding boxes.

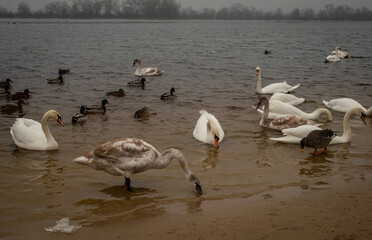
[45,218,81,234]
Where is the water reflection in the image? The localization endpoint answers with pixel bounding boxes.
[298,152,335,177]
[202,147,219,169]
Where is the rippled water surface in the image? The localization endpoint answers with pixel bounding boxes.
[0,19,371,238]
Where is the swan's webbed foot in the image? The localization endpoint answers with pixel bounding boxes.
[125,177,132,191]
[312,149,327,155]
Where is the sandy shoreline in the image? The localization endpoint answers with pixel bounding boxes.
[63,176,372,240]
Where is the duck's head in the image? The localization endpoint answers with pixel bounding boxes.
[80,106,86,114]
[6,78,12,84]
[24,89,30,94]
[17,99,25,106]
[132,59,141,67]
[300,137,308,152]
[256,67,261,76]
[118,88,124,93]
[170,87,176,95]
[102,99,110,106]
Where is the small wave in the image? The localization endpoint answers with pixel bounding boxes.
[45,218,81,234]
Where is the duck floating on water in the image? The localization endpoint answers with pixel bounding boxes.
[72,106,86,124]
[134,107,149,118]
[1,99,25,114]
[161,87,176,100]
[10,89,30,101]
[73,138,203,195]
[128,77,146,89]
[0,78,12,89]
[85,99,109,114]
[47,75,63,84]
[106,88,125,97]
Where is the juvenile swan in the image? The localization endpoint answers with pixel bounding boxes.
[74,138,203,195]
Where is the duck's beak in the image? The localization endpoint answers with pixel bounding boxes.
[361,113,367,125]
[57,115,64,127]
[214,135,219,148]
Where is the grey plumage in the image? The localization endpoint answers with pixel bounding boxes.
[300,129,335,154]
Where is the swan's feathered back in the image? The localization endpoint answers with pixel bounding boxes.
[193,110,224,145]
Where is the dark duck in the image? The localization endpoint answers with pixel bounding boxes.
[161,87,176,100]
[300,129,335,155]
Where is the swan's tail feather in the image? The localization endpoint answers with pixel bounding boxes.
[73,156,89,165]
[322,100,329,107]
[287,84,301,93]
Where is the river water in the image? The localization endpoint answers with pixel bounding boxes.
[0,19,371,239]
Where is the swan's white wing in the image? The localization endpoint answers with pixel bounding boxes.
[270,93,305,106]
[270,136,302,143]
[282,125,322,137]
[193,110,224,144]
[322,98,365,113]
[261,82,293,94]
[205,112,224,142]
[10,118,47,149]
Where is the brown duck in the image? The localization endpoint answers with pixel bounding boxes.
[300,129,335,155]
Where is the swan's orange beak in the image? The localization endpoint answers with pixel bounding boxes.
[301,148,304,153]
[361,113,366,125]
[214,136,219,148]
[57,115,64,127]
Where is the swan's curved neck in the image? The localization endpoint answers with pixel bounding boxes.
[135,61,142,75]
[310,108,332,121]
[334,48,339,57]
[256,72,262,92]
[340,110,353,141]
[260,100,269,126]
[155,149,192,177]
[41,113,56,144]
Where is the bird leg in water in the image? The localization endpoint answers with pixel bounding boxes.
[125,177,132,191]
[312,148,327,155]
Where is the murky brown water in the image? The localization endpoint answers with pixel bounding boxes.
[0,19,371,238]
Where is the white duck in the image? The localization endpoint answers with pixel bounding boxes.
[270,93,305,106]
[325,46,341,63]
[331,46,351,58]
[132,59,164,76]
[193,110,224,148]
[255,100,333,121]
[322,98,372,116]
[10,110,64,150]
[255,67,300,94]
[270,107,367,144]
[256,97,317,131]
[73,138,203,195]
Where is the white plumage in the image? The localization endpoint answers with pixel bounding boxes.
[193,110,224,147]
[255,67,300,94]
[322,98,372,116]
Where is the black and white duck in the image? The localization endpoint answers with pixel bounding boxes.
[160,87,176,100]
[85,99,110,114]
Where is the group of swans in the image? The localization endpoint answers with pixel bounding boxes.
[325,46,351,63]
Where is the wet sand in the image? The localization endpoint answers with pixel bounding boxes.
[62,176,372,240]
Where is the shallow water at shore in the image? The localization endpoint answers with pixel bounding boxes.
[0,19,371,238]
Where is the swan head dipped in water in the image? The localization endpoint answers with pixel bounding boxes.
[73,138,203,195]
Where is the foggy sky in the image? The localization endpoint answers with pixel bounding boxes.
[1,0,372,12]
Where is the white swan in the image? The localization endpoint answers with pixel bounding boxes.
[255,67,300,94]
[322,98,372,116]
[132,59,164,76]
[193,110,224,148]
[325,46,341,63]
[73,138,203,195]
[10,110,64,150]
[256,97,317,131]
[270,93,305,106]
[270,107,367,144]
[255,100,333,121]
[331,46,351,58]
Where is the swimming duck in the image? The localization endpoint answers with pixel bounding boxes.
[47,75,63,84]
[255,99,332,121]
[270,107,367,144]
[85,99,109,114]
[322,98,372,116]
[132,59,164,76]
[107,88,125,97]
[134,107,149,118]
[0,78,12,88]
[1,99,25,114]
[193,110,224,148]
[10,89,30,100]
[160,87,176,100]
[10,110,64,150]
[325,46,341,63]
[72,106,86,124]
[58,68,70,75]
[73,138,203,195]
[264,50,272,55]
[270,93,305,106]
[255,67,300,94]
[300,129,335,155]
[127,77,146,89]
[256,97,317,131]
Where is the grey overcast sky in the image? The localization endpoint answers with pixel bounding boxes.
[1,0,372,12]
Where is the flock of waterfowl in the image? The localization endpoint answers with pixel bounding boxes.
[1,51,370,195]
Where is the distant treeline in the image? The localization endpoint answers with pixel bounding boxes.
[0,0,372,20]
